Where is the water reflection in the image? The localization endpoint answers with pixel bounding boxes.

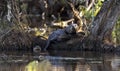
[25,60,51,71]
[0,51,120,71]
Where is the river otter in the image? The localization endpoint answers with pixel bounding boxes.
[44,24,78,51]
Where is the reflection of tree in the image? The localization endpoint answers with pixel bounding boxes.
[46,54,120,71]
[48,51,115,71]
[0,58,114,71]
[111,58,120,71]
[74,62,91,71]
[0,62,26,71]
[25,60,51,71]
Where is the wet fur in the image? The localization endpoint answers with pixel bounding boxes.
[44,24,78,51]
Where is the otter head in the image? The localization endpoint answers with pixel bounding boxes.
[65,23,78,34]
[71,23,79,31]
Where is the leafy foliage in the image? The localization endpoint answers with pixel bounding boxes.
[112,17,120,45]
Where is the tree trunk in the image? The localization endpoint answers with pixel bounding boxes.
[90,0,120,44]
[44,0,120,52]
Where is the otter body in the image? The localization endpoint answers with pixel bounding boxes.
[44,24,78,51]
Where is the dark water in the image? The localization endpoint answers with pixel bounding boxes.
[0,51,120,71]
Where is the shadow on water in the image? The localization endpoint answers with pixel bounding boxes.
[0,51,120,71]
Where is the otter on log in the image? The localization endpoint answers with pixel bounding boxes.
[44,24,78,51]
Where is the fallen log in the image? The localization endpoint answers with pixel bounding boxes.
[46,33,117,53]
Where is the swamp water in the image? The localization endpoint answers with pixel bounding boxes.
[0,51,120,71]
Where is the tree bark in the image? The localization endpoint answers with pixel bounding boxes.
[90,0,120,44]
